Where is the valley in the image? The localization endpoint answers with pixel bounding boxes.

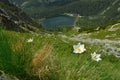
[0,0,120,80]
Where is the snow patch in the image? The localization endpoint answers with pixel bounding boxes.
[118,7,120,12]
[112,0,119,6]
[101,7,110,15]
[108,23,120,31]
[21,1,29,7]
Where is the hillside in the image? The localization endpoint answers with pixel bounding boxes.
[77,0,120,31]
[9,0,114,18]
[9,0,120,31]
[0,0,120,80]
[0,22,120,80]
[0,0,41,32]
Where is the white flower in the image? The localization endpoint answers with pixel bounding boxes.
[91,52,102,62]
[73,43,86,54]
[27,38,33,43]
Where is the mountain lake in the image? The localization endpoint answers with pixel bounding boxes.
[42,15,75,30]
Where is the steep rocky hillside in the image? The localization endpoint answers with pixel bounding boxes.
[0,0,41,32]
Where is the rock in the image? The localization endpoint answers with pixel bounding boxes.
[0,70,19,80]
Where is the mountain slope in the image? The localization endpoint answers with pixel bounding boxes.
[0,22,120,80]
[9,0,78,7]
[77,0,120,31]
[0,0,41,32]
[8,0,120,31]
[9,0,113,18]
[0,0,120,80]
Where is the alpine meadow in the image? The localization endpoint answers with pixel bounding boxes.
[0,0,120,80]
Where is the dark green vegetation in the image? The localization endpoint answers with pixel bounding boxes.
[77,0,120,31]
[9,0,114,18]
[0,29,39,80]
[9,0,120,31]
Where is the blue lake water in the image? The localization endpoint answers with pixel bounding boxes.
[42,15,75,30]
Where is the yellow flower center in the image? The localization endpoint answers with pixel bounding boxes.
[93,56,97,60]
[77,48,81,52]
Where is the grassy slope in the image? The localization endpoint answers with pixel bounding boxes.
[89,23,120,40]
[0,23,120,80]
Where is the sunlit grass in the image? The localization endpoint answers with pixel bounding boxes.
[0,27,120,80]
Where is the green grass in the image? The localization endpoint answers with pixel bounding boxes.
[0,24,120,80]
